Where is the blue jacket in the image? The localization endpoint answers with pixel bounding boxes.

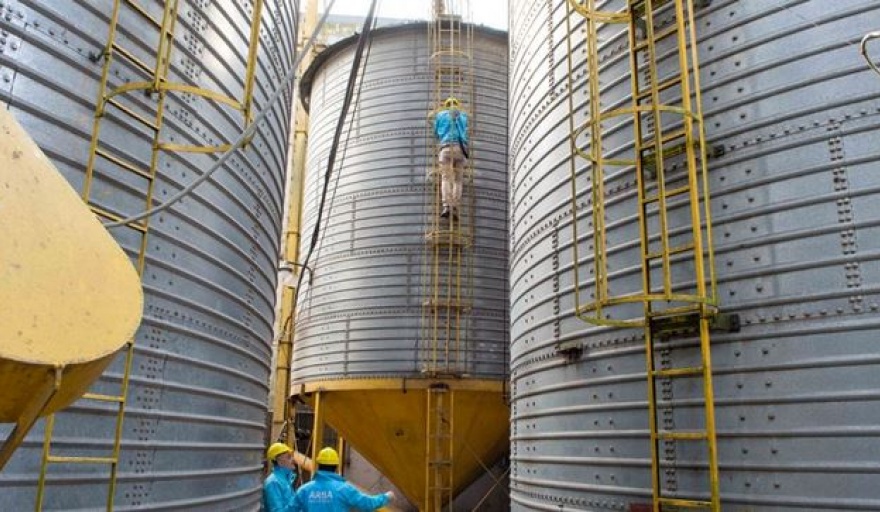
[263,466,300,512]
[434,108,469,146]
[295,470,389,511]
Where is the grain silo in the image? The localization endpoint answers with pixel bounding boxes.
[509,0,880,510]
[293,21,510,510]
[0,1,297,509]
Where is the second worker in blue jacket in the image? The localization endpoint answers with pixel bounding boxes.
[263,442,301,512]
[295,447,394,511]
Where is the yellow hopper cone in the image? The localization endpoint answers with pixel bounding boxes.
[0,108,143,469]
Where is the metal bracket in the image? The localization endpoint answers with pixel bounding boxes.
[709,143,726,159]
[651,312,741,339]
[556,341,584,362]
[710,312,741,333]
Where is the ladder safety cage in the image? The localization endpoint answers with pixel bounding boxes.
[421,0,476,379]
[421,1,475,510]
[564,0,720,510]
[565,0,718,328]
[36,1,265,509]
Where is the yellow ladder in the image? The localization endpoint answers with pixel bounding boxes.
[425,383,455,511]
[422,0,475,378]
[421,2,474,510]
[35,1,263,509]
[629,2,719,507]
[565,0,720,509]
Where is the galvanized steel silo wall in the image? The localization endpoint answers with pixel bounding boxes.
[0,1,296,509]
[510,0,880,510]
[293,24,509,381]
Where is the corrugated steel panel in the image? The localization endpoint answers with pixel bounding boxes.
[292,24,510,382]
[0,0,296,509]
[509,0,880,510]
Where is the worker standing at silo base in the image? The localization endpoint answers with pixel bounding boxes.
[295,447,394,511]
[263,443,301,511]
[434,96,470,220]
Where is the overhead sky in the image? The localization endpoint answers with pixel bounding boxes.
[323,0,508,30]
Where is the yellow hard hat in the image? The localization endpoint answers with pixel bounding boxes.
[315,447,340,466]
[266,442,293,461]
[443,97,460,108]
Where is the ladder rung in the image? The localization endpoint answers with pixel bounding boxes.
[640,128,688,152]
[632,24,680,52]
[645,242,695,261]
[95,147,154,180]
[643,184,691,204]
[657,431,708,441]
[82,392,125,403]
[630,0,674,14]
[646,304,704,318]
[658,497,713,509]
[653,366,703,378]
[637,75,683,101]
[111,42,155,76]
[90,205,148,232]
[425,231,469,246]
[123,0,163,28]
[106,98,160,131]
[423,299,469,309]
[46,455,117,464]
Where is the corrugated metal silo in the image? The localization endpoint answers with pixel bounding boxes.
[509,0,880,510]
[0,1,296,509]
[294,22,509,508]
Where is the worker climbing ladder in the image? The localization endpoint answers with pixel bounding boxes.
[423,0,476,376]
[565,0,724,509]
[35,1,263,509]
[422,0,475,510]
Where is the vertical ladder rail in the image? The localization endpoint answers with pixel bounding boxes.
[242,0,266,125]
[565,0,637,328]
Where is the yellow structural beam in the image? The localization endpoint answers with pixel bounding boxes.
[271,0,320,443]
[298,378,508,510]
[0,108,143,469]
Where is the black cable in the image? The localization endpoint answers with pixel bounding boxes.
[311,12,379,288]
[294,0,378,306]
[279,3,378,456]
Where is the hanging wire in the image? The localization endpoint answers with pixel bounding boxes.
[310,6,381,299]
[285,0,379,462]
[293,0,379,305]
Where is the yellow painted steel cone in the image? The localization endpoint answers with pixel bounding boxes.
[0,108,143,469]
